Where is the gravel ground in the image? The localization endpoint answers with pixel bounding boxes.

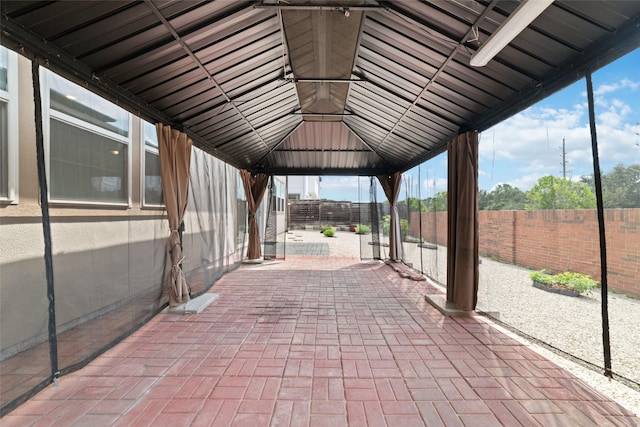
[284,229,640,416]
[476,257,640,382]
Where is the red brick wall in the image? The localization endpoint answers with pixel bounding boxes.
[409,211,448,245]
[409,209,640,296]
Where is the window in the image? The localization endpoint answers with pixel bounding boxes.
[0,46,18,202]
[141,120,163,206]
[237,172,247,245]
[273,179,286,212]
[43,69,131,205]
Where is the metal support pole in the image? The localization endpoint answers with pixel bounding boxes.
[586,72,612,378]
[32,58,59,384]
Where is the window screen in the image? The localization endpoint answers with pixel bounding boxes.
[0,101,7,198]
[142,121,163,206]
[50,119,127,203]
[47,71,130,204]
[0,46,16,201]
[0,47,7,92]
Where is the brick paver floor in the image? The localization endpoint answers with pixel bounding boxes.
[3,256,638,426]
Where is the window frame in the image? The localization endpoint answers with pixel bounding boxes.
[41,68,132,207]
[0,46,19,204]
[140,120,164,208]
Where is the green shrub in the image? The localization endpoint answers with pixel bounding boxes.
[400,219,409,239]
[355,224,370,234]
[553,272,599,294]
[382,215,409,238]
[323,228,335,237]
[382,215,390,235]
[529,270,599,294]
[529,269,553,285]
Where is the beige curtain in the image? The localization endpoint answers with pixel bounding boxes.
[377,172,403,261]
[240,170,270,260]
[446,131,479,311]
[157,123,192,307]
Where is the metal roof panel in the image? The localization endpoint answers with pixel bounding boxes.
[2,0,638,175]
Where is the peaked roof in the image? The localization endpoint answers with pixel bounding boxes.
[2,1,639,175]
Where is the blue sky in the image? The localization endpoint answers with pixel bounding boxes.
[317,47,639,202]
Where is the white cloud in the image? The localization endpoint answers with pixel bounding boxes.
[479,83,639,186]
[422,177,447,196]
[593,79,639,97]
[479,105,588,165]
[320,176,359,190]
[319,176,376,201]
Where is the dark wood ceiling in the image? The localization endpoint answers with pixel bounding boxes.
[2,0,639,175]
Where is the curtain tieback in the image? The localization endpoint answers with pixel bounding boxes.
[169,229,183,258]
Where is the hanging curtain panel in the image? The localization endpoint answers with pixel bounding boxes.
[240,170,270,260]
[446,131,479,311]
[377,172,403,261]
[156,123,192,307]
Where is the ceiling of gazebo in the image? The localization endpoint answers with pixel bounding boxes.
[2,0,639,175]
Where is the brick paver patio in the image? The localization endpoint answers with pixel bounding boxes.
[3,256,638,426]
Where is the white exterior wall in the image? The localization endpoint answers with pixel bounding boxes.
[0,51,244,356]
[258,175,287,238]
[288,176,319,200]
